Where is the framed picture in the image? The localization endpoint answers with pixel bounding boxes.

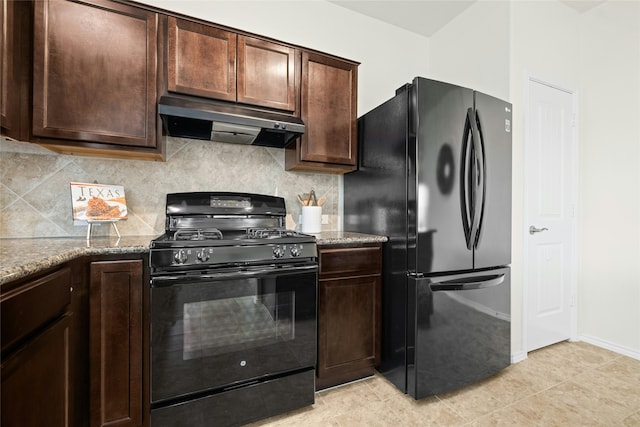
[70,182,128,225]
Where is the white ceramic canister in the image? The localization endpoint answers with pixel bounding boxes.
[301,205,322,233]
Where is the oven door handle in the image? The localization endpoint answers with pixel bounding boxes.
[151,263,318,287]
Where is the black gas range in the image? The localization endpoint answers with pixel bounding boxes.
[149,192,318,427]
[150,192,317,273]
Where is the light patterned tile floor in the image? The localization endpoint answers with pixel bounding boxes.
[248,341,640,426]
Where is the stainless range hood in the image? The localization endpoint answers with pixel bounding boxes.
[158,95,304,148]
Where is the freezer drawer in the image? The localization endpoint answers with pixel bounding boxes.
[407,267,511,399]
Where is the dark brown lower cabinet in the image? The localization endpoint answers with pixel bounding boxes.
[1,267,73,427]
[1,254,149,427]
[1,315,71,427]
[90,259,144,427]
[316,244,382,390]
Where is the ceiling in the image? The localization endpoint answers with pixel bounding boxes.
[328,0,606,38]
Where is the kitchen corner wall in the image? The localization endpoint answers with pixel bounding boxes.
[0,136,340,238]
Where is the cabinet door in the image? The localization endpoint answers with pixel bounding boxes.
[286,51,357,173]
[1,264,83,427]
[1,314,71,427]
[237,35,297,112]
[316,245,382,390]
[90,260,143,427]
[317,275,381,389]
[32,0,157,148]
[167,17,236,101]
[1,0,30,140]
[1,0,15,132]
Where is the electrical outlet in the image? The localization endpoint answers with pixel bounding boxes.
[321,215,329,225]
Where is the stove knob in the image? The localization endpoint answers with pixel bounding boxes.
[273,246,284,258]
[196,249,210,262]
[290,246,301,257]
[173,249,188,264]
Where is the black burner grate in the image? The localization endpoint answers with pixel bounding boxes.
[173,228,224,241]
[246,228,301,239]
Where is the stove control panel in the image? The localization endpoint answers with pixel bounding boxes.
[170,248,215,265]
[151,242,317,270]
[272,244,307,259]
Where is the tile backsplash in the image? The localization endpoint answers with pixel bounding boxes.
[0,137,340,238]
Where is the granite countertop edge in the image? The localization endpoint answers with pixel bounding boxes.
[0,236,155,286]
[314,231,388,246]
[0,231,387,285]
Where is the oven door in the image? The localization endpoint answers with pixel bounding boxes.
[150,262,317,405]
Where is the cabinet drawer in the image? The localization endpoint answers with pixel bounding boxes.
[1,267,71,353]
[319,246,381,279]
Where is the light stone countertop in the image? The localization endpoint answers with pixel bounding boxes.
[0,236,156,285]
[313,231,388,246]
[0,231,387,285]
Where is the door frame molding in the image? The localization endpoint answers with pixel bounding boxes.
[522,73,580,355]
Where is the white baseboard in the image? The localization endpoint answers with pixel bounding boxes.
[511,350,527,364]
[511,337,639,363]
[578,334,640,360]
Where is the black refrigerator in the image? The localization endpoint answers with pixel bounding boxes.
[344,77,512,399]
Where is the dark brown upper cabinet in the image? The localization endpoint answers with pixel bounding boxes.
[5,0,358,167]
[1,0,16,134]
[167,17,298,114]
[237,35,297,112]
[32,0,161,157]
[286,51,358,174]
[167,17,236,102]
[1,0,30,141]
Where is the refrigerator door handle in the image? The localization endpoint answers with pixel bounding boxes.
[473,109,487,248]
[460,109,474,249]
[430,273,505,292]
[465,107,482,250]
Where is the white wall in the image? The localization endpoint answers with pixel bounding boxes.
[510,0,640,357]
[139,0,430,115]
[509,0,582,357]
[428,0,511,101]
[577,1,640,354]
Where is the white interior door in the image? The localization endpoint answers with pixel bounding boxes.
[525,78,577,352]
